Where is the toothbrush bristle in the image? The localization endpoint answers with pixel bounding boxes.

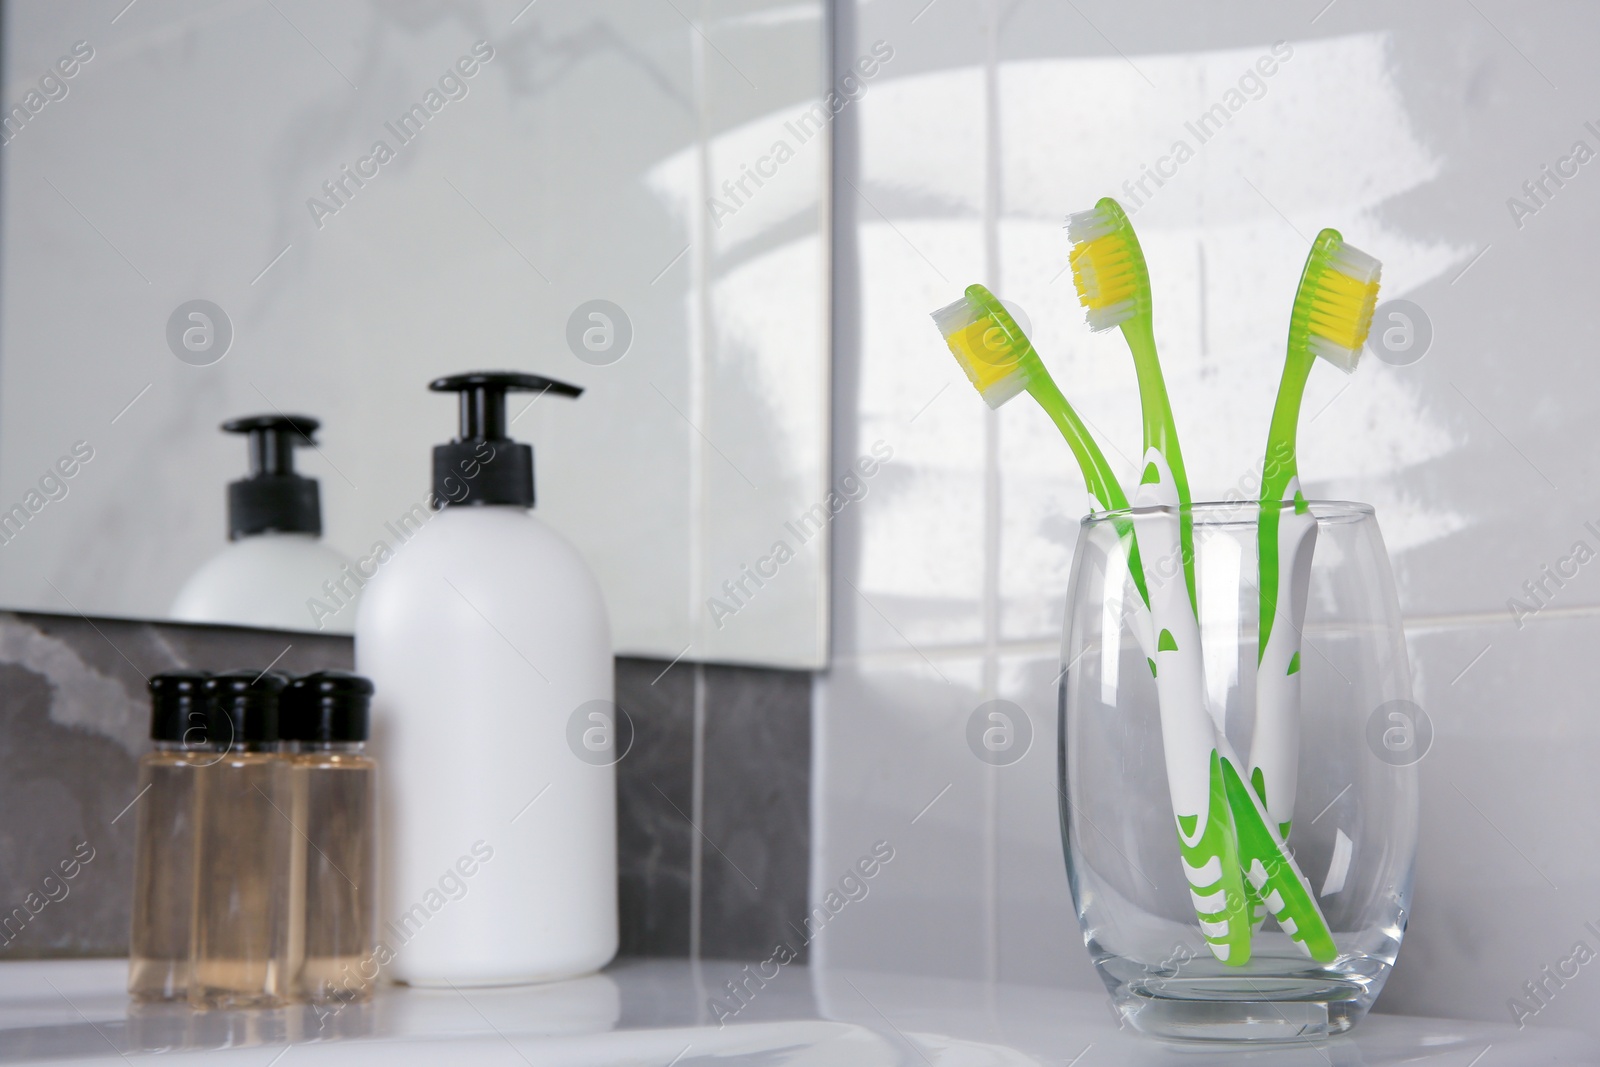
[1067,202,1146,332]
[1330,242,1381,286]
[931,290,1031,409]
[1306,335,1361,373]
[1085,298,1137,332]
[930,295,980,338]
[1065,206,1116,245]
[1300,234,1382,374]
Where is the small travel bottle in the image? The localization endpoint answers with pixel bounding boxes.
[189,671,292,1009]
[128,671,217,1001]
[281,671,378,1004]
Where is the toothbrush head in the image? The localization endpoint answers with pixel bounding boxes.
[1290,229,1382,374]
[931,283,1039,409]
[1066,197,1151,332]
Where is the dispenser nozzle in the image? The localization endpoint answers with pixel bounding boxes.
[427,371,582,509]
[222,414,320,477]
[219,414,323,540]
[429,373,582,442]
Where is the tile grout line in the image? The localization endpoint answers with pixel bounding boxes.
[807,672,830,971]
[689,662,706,962]
[1400,604,1600,629]
[829,603,1600,670]
[684,12,711,970]
[686,0,712,651]
[979,0,1003,995]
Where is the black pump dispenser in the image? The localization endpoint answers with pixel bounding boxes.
[429,372,582,508]
[222,414,322,540]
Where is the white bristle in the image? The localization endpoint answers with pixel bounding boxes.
[1086,298,1137,333]
[1066,206,1116,244]
[979,373,1028,409]
[1307,335,1360,374]
[1330,242,1381,286]
[930,295,980,338]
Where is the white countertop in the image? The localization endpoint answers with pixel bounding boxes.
[0,958,1591,1065]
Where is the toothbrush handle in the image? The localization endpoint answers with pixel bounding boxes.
[1251,494,1317,834]
[1122,315,1197,612]
[1134,453,1335,965]
[1216,729,1338,963]
[1132,452,1252,966]
[1027,375,1152,609]
[1025,377,1127,513]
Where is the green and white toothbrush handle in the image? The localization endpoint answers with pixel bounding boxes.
[1213,727,1336,961]
[1135,452,1336,964]
[1250,478,1318,837]
[1130,449,1251,966]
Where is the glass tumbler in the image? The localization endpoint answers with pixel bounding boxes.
[1059,501,1418,1041]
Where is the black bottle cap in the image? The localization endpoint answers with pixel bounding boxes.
[280,671,373,743]
[148,670,212,744]
[428,372,582,509]
[204,670,289,745]
[222,414,323,540]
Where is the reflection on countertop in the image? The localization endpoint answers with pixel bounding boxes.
[0,957,1592,1065]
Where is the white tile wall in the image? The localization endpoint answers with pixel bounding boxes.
[817,0,1600,1037]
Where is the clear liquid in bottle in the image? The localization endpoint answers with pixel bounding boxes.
[290,747,377,1003]
[129,671,215,1002]
[128,748,202,1000]
[189,671,292,1010]
[189,747,292,1009]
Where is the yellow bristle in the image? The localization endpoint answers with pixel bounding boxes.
[1070,234,1137,310]
[932,288,1033,408]
[945,317,1023,399]
[1296,233,1382,373]
[1307,273,1380,351]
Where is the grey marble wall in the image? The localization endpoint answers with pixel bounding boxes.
[0,611,810,964]
[616,660,812,964]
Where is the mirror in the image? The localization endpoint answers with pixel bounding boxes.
[0,0,829,668]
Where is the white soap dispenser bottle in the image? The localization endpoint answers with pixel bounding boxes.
[171,415,354,634]
[356,371,616,986]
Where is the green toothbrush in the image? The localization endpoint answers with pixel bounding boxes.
[1067,198,1338,964]
[1253,230,1382,840]
[934,280,1253,966]
[1067,198,1197,609]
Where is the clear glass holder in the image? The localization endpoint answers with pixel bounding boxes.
[1058,501,1418,1041]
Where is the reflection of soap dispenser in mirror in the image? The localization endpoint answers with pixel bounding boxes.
[171,415,354,634]
[357,371,616,986]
